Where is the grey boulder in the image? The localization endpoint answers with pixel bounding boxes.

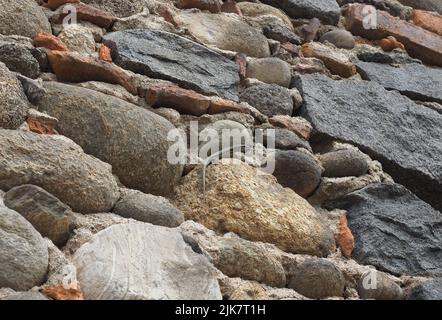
[37,82,183,197]
[103,29,240,101]
[0,206,48,291]
[408,278,442,300]
[113,189,184,227]
[0,129,120,213]
[296,73,442,211]
[324,183,442,277]
[4,185,75,247]
[318,149,368,178]
[357,270,404,300]
[73,223,222,300]
[319,30,355,49]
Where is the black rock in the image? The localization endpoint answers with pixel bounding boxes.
[263,23,302,45]
[408,278,442,300]
[260,0,341,25]
[103,29,240,101]
[264,127,311,151]
[296,73,442,211]
[357,62,442,104]
[240,83,293,117]
[324,183,442,277]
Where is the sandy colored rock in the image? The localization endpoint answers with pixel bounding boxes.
[174,162,335,256]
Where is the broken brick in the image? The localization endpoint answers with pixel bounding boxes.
[41,285,84,300]
[412,10,442,37]
[34,32,68,51]
[99,44,112,63]
[379,36,405,52]
[335,213,355,259]
[56,3,117,29]
[268,115,312,140]
[46,0,80,10]
[177,0,221,13]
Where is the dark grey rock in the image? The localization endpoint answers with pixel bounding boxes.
[16,75,46,105]
[398,0,442,15]
[0,41,41,78]
[319,30,355,49]
[357,270,404,300]
[260,0,341,25]
[273,149,322,198]
[324,183,442,277]
[357,62,442,104]
[355,48,421,65]
[4,185,75,247]
[1,292,49,300]
[319,149,368,177]
[287,258,345,299]
[113,189,184,227]
[0,0,51,38]
[296,73,442,211]
[0,129,120,213]
[37,82,184,197]
[240,84,293,117]
[263,23,302,45]
[264,127,311,151]
[0,62,29,129]
[103,29,240,101]
[0,206,48,291]
[408,278,442,300]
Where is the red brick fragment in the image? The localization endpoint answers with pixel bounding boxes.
[34,32,69,51]
[335,214,355,259]
[57,3,117,29]
[412,10,442,37]
[99,44,112,63]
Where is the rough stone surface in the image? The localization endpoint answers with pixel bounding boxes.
[273,150,322,198]
[357,61,442,104]
[174,162,335,257]
[103,29,240,100]
[237,2,294,30]
[0,39,42,78]
[58,24,97,54]
[296,73,442,211]
[357,270,404,300]
[319,149,369,178]
[398,0,442,15]
[0,206,48,291]
[175,12,271,58]
[4,185,74,247]
[287,258,345,299]
[261,0,341,25]
[246,58,292,88]
[113,189,184,227]
[408,278,442,300]
[37,82,183,197]
[0,0,51,38]
[0,62,30,129]
[0,129,119,213]
[73,223,222,300]
[240,84,293,117]
[1,292,49,300]
[320,30,355,49]
[82,0,147,17]
[324,183,442,277]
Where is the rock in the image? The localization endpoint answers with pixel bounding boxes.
[1,292,49,300]
[319,149,369,178]
[357,62,442,104]
[177,0,222,13]
[320,30,355,49]
[208,98,248,115]
[41,285,84,300]
[324,183,442,276]
[73,223,222,299]
[111,9,175,33]
[338,0,412,19]
[4,185,74,247]
[0,0,51,38]
[296,73,442,211]
[379,36,405,51]
[113,189,184,227]
[287,258,345,299]
[146,84,211,116]
[269,116,313,140]
[229,283,270,300]
[263,23,302,45]
[47,0,80,10]
[302,42,357,78]
[47,51,137,95]
[0,62,30,129]
[411,10,442,37]
[34,32,68,52]
[260,0,341,25]
[0,129,119,213]
[357,270,404,300]
[264,127,311,151]
[237,2,294,30]
[175,12,270,58]
[240,84,293,117]
[75,81,138,104]
[408,278,442,300]
[300,17,322,42]
[0,39,43,78]
[98,44,112,62]
[345,4,442,67]
[246,58,292,88]
[273,150,322,198]
[180,221,287,287]
[0,206,48,291]
[37,82,184,197]
[81,0,147,17]
[58,24,97,54]
[335,214,354,258]
[398,0,442,15]
[103,29,240,101]
[55,3,117,29]
[174,162,335,256]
